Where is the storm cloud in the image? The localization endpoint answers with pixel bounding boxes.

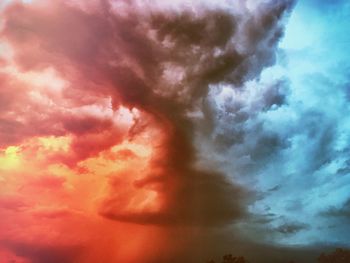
[3,0,349,262]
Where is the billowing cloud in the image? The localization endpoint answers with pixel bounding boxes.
[4,0,349,262]
[1,0,293,224]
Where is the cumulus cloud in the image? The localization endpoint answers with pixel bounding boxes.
[1,0,294,225]
[0,0,302,262]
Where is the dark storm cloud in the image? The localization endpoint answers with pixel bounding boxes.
[101,169,248,226]
[0,0,300,262]
[1,0,295,226]
[97,0,294,226]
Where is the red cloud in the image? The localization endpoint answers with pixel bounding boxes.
[0,0,293,262]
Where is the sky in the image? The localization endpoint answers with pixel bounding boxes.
[0,0,349,262]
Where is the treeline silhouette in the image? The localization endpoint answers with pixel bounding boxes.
[206,248,350,263]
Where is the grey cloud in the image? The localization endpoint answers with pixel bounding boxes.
[274,222,310,235]
[0,0,299,262]
[321,198,350,220]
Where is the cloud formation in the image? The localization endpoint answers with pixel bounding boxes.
[7,0,345,262]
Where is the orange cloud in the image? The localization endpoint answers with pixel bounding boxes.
[0,131,168,262]
[0,0,293,262]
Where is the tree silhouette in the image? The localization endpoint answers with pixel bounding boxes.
[222,254,249,263]
[207,248,350,263]
[318,248,350,263]
[206,254,249,263]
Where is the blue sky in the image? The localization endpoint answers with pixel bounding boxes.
[238,0,350,246]
[196,0,350,250]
